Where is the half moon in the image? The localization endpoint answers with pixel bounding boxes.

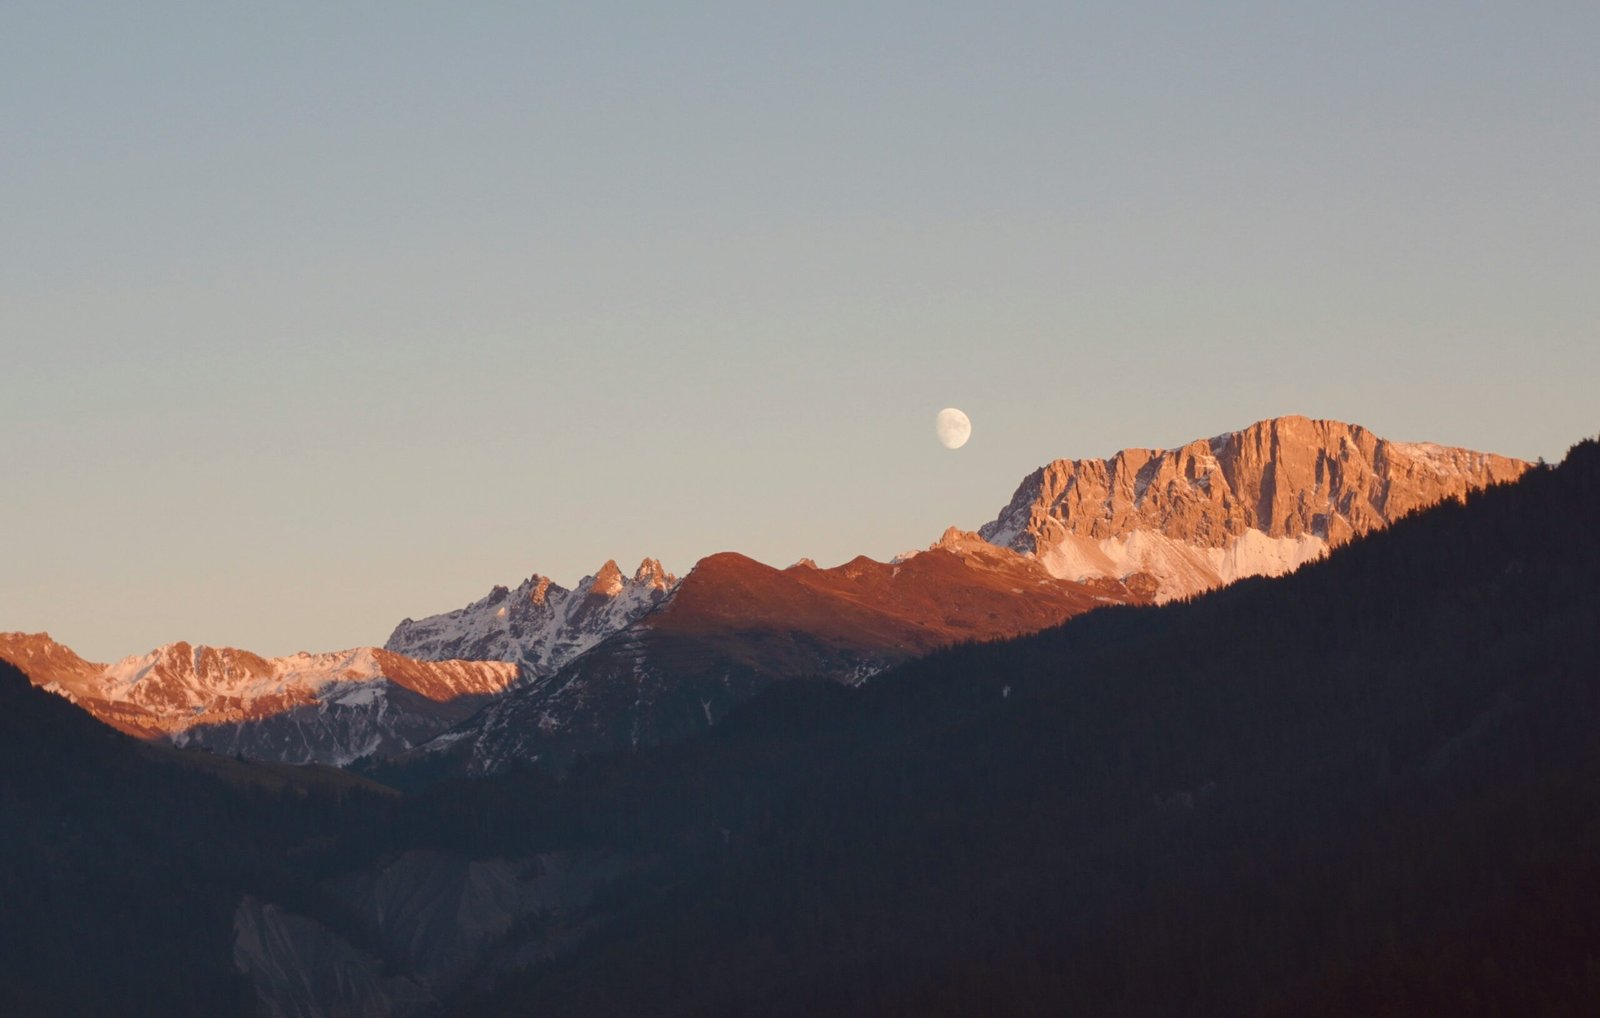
[936,407,971,450]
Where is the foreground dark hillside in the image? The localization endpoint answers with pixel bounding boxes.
[0,660,395,1015]
[447,438,1600,1016]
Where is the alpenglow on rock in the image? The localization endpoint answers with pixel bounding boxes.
[0,632,520,766]
[384,558,677,676]
[979,415,1530,600]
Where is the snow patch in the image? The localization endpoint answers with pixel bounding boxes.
[1033,528,1328,600]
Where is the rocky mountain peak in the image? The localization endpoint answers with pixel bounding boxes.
[932,526,991,554]
[589,560,625,597]
[527,575,553,606]
[386,554,678,676]
[0,631,105,697]
[980,415,1529,600]
[633,558,673,589]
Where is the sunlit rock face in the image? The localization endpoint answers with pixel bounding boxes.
[981,415,1529,600]
[384,557,677,676]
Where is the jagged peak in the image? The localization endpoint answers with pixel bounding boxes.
[1035,416,1359,471]
[589,560,625,596]
[633,558,674,588]
[933,526,986,550]
[1012,416,1527,499]
[138,641,266,664]
[1,630,54,645]
[927,527,1019,565]
[526,575,553,605]
[0,631,105,669]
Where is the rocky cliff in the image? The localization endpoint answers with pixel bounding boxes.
[980,415,1529,599]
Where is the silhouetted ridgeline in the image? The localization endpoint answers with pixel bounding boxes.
[2,438,1596,1016]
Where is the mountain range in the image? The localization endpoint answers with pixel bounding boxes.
[980,414,1529,598]
[2,426,1590,1016]
[0,634,517,765]
[385,414,1529,774]
[1,416,1529,771]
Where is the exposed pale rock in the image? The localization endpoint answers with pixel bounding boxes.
[234,896,435,1018]
[235,849,633,1016]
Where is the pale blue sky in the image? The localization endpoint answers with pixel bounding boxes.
[3,3,1596,661]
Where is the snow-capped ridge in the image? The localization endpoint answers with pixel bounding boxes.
[0,632,519,765]
[384,555,678,674]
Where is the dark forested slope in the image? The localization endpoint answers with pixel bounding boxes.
[452,438,1600,1016]
[0,659,394,1015]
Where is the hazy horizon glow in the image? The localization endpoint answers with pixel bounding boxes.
[3,3,1597,661]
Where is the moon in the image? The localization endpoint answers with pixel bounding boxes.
[935,407,971,450]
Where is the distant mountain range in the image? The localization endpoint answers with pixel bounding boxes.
[0,634,516,765]
[1,416,1528,769]
[394,415,1527,774]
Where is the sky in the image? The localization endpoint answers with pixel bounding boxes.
[3,2,1596,662]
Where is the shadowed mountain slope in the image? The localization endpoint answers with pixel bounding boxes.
[414,531,1142,774]
[394,416,1522,779]
[446,438,1598,1016]
[0,658,395,1016]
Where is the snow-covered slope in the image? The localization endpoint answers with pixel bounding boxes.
[980,416,1530,600]
[384,558,676,675]
[0,633,519,765]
